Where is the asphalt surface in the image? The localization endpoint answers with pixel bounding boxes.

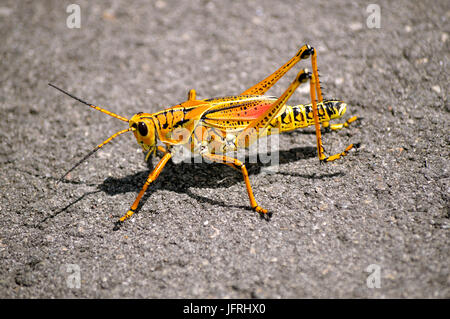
[0,0,448,298]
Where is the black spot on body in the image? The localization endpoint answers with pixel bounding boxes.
[293,106,300,119]
[281,110,288,123]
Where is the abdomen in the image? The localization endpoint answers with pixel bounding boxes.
[265,100,346,135]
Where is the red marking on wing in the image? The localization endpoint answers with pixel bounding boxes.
[203,99,276,121]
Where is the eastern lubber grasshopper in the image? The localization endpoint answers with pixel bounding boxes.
[49,44,358,228]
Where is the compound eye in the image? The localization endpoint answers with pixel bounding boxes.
[138,122,148,136]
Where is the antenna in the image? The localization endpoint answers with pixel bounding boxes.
[48,83,129,122]
[58,127,135,183]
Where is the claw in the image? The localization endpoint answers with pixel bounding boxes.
[259,211,272,221]
[253,206,271,220]
[113,220,123,231]
[253,205,267,214]
[113,210,135,230]
[114,208,136,230]
[119,210,135,222]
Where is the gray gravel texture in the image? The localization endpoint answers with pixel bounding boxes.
[0,0,449,298]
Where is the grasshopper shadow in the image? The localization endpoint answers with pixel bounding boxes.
[43,146,346,229]
[97,146,345,215]
[41,123,355,228]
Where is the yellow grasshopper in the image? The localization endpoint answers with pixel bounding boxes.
[50,44,357,228]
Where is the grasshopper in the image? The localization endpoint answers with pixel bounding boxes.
[50,44,358,228]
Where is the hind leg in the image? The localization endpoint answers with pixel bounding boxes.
[309,74,357,162]
[240,44,322,99]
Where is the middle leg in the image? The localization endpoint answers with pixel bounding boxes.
[201,152,270,219]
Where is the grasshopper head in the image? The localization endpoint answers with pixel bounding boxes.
[129,113,157,154]
[325,100,347,120]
